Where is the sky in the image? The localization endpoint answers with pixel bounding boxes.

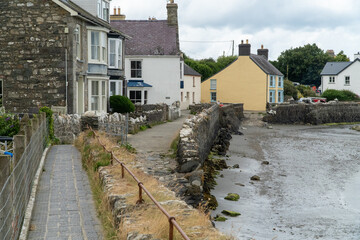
[110,0,360,61]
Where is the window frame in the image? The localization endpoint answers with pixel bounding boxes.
[278,76,283,88]
[0,79,3,99]
[89,79,107,112]
[210,79,217,90]
[329,76,335,84]
[74,25,81,59]
[269,90,275,103]
[345,76,350,85]
[131,60,142,79]
[108,39,123,69]
[269,75,276,87]
[210,92,217,102]
[88,29,108,64]
[278,90,284,103]
[129,90,142,104]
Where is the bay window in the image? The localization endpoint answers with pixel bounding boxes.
[109,80,123,96]
[89,30,107,64]
[89,79,107,112]
[108,39,123,69]
[97,0,110,22]
[91,31,100,61]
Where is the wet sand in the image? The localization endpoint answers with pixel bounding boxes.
[212,125,360,240]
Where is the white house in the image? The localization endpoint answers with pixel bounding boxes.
[321,53,360,96]
[110,1,182,105]
[180,64,202,110]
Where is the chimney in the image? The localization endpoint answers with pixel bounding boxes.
[257,44,269,60]
[354,52,360,60]
[167,0,178,26]
[239,39,251,56]
[110,6,126,21]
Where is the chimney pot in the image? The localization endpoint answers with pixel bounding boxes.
[118,8,121,15]
[114,7,116,15]
[246,39,249,44]
[241,40,244,44]
[261,44,264,49]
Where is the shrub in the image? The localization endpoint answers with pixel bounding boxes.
[110,95,135,113]
[39,106,55,141]
[0,113,20,137]
[284,79,298,100]
[296,85,316,97]
[321,89,359,101]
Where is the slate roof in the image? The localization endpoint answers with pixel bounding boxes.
[110,20,179,56]
[250,54,284,76]
[320,61,353,75]
[127,80,152,88]
[184,64,201,76]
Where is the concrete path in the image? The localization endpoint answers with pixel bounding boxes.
[27,145,103,240]
[127,110,190,154]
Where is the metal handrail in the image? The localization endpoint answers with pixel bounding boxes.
[91,129,190,240]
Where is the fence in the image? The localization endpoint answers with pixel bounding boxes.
[91,129,190,240]
[0,115,48,240]
[0,136,13,153]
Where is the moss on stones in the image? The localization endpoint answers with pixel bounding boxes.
[224,193,239,201]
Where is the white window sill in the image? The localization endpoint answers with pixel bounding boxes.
[328,82,335,84]
[344,84,351,86]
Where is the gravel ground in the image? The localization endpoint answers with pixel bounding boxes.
[212,124,360,240]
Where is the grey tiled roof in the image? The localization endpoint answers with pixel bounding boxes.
[250,54,284,76]
[320,62,352,75]
[184,64,201,76]
[110,20,179,56]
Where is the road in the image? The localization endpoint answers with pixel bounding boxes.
[212,125,360,240]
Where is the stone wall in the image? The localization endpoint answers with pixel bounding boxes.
[189,103,213,114]
[177,104,244,173]
[0,0,88,114]
[53,114,81,144]
[264,103,360,124]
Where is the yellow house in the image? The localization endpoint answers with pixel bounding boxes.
[201,41,284,111]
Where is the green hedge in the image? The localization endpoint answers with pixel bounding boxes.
[0,113,19,137]
[110,95,135,113]
[321,89,359,101]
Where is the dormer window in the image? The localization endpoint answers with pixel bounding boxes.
[97,0,109,22]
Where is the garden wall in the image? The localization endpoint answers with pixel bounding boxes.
[264,103,360,124]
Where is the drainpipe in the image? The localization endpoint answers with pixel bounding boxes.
[266,75,268,109]
[65,49,68,113]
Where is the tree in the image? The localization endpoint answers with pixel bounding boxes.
[270,44,331,87]
[284,79,298,100]
[184,54,237,81]
[110,95,135,113]
[333,51,350,62]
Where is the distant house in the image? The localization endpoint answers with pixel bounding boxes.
[0,0,126,114]
[201,41,284,111]
[180,64,201,110]
[110,1,183,105]
[320,53,360,96]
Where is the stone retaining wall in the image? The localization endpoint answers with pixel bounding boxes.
[264,103,360,124]
[177,104,244,173]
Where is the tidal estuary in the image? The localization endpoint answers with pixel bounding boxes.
[212,125,360,240]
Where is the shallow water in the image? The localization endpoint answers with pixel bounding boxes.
[212,125,360,240]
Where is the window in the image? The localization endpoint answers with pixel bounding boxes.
[97,0,109,22]
[278,76,283,88]
[90,80,107,111]
[180,63,183,79]
[211,92,217,102]
[345,76,350,85]
[74,25,81,59]
[181,92,183,102]
[131,61,142,78]
[129,90,142,104]
[186,92,189,101]
[193,77,195,87]
[109,80,123,96]
[329,76,335,83]
[270,76,275,87]
[210,79,216,90]
[192,92,195,104]
[269,90,275,103]
[89,31,107,63]
[278,90,283,103]
[91,31,100,61]
[109,39,123,69]
[180,81,184,89]
[91,81,99,110]
[144,91,148,104]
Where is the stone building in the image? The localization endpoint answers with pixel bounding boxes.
[0,0,126,114]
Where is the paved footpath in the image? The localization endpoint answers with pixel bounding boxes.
[27,145,103,240]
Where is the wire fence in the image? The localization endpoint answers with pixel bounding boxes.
[0,119,48,240]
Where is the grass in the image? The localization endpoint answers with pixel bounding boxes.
[76,131,232,240]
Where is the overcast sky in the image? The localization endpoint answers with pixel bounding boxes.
[110,0,360,61]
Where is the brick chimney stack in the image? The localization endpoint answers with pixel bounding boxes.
[239,39,251,56]
[257,44,269,60]
[110,6,126,21]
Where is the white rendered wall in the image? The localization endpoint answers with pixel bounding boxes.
[180,75,201,110]
[71,0,97,17]
[322,60,360,96]
[125,56,181,105]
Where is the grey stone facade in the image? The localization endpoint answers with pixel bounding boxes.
[0,0,125,114]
